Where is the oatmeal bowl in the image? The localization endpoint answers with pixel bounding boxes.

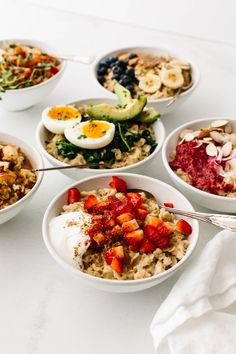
[162,118,236,212]
[94,46,200,115]
[36,84,165,180]
[42,173,199,292]
[0,38,66,111]
[0,132,43,224]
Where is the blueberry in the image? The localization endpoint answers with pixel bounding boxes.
[125,69,135,77]
[113,66,123,75]
[99,58,110,67]
[97,66,107,75]
[129,53,138,59]
[119,76,131,86]
[97,76,105,84]
[110,56,118,64]
[116,60,128,68]
[112,74,120,80]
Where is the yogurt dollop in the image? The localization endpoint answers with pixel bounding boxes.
[49,211,92,268]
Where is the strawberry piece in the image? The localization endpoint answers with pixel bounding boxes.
[146,216,163,228]
[104,248,115,265]
[109,196,133,215]
[175,219,192,236]
[144,224,170,249]
[164,202,174,208]
[93,232,106,246]
[135,208,148,220]
[113,245,125,260]
[92,201,109,214]
[126,192,142,208]
[103,210,116,230]
[84,195,98,210]
[111,257,123,273]
[109,176,127,193]
[67,188,80,204]
[156,222,173,237]
[140,239,157,253]
[124,229,144,246]
[88,222,103,238]
[109,225,123,238]
[122,219,139,233]
[116,212,134,225]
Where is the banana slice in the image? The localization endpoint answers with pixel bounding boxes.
[138,73,161,93]
[160,68,184,89]
[169,60,190,70]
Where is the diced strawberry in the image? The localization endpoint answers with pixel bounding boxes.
[140,239,157,253]
[67,188,80,204]
[156,222,173,237]
[109,176,127,193]
[92,201,109,214]
[84,195,98,210]
[103,210,116,229]
[109,225,123,238]
[146,216,163,228]
[126,192,142,208]
[88,222,103,238]
[93,232,106,246]
[111,257,123,273]
[124,229,144,246]
[164,202,174,208]
[113,245,125,260]
[144,224,170,249]
[175,219,192,236]
[122,219,139,233]
[104,248,115,265]
[135,208,148,220]
[109,197,133,215]
[116,212,134,225]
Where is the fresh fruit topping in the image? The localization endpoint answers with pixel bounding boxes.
[110,225,123,237]
[116,212,134,225]
[104,248,115,265]
[93,232,106,246]
[160,68,184,89]
[144,224,170,249]
[122,219,139,233]
[92,201,109,214]
[84,194,98,210]
[111,257,123,273]
[164,202,174,208]
[113,245,125,260]
[175,219,192,236]
[67,187,80,204]
[140,239,157,253]
[124,229,144,246]
[146,216,162,228]
[135,208,148,220]
[109,176,127,193]
[126,192,142,208]
[156,222,173,237]
[139,73,161,93]
[103,210,116,229]
[109,196,133,215]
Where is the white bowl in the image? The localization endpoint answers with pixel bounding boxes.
[0,39,66,111]
[93,46,200,115]
[162,117,236,212]
[36,97,165,180]
[42,173,199,292]
[0,132,44,224]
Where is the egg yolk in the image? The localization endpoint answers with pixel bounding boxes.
[82,121,110,139]
[48,106,80,120]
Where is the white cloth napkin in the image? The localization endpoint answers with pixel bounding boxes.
[150,230,236,354]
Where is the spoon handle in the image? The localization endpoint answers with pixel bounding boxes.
[55,54,95,64]
[161,206,236,231]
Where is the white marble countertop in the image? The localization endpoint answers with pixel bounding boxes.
[0,2,236,354]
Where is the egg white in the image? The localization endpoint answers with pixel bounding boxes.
[64,120,115,149]
[42,105,81,134]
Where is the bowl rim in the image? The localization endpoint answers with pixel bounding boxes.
[162,116,236,202]
[0,38,66,94]
[0,131,44,215]
[42,172,199,285]
[93,45,201,103]
[36,97,166,173]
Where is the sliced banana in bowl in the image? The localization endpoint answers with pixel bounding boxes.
[138,73,161,93]
[160,67,184,89]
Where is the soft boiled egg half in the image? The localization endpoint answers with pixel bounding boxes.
[65,120,115,149]
[42,105,81,134]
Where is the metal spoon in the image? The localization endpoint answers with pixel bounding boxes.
[32,162,112,172]
[129,189,236,232]
[52,54,95,64]
[166,82,193,107]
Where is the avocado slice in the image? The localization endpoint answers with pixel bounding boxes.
[135,107,160,124]
[86,95,147,121]
[114,83,132,106]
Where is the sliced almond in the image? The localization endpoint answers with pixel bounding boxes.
[193,130,201,138]
[179,129,194,139]
[225,123,232,134]
[206,143,217,157]
[216,147,223,162]
[184,133,195,142]
[229,133,236,145]
[210,131,225,144]
[210,119,229,128]
[203,137,213,141]
[222,142,232,157]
